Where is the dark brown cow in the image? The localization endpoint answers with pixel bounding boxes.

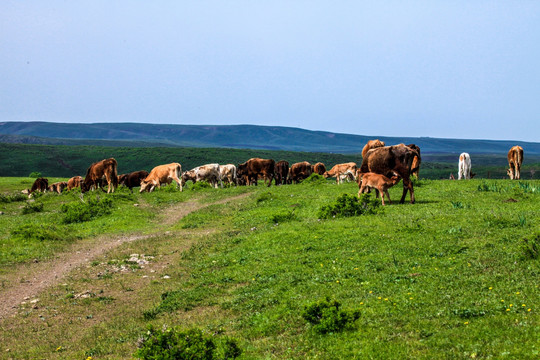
[29,177,48,194]
[360,144,419,204]
[507,145,524,180]
[237,158,275,186]
[312,162,326,176]
[119,170,149,192]
[289,161,313,184]
[67,176,83,191]
[406,144,421,179]
[48,181,68,194]
[81,158,119,193]
[274,160,289,185]
[361,139,386,159]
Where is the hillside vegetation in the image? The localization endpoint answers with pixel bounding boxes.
[2,121,539,154]
[0,177,538,358]
[1,143,539,180]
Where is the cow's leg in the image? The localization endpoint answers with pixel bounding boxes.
[384,189,391,205]
[516,164,521,180]
[380,189,386,206]
[400,177,415,204]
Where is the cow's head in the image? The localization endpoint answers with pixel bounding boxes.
[139,180,151,192]
[506,168,514,180]
[181,170,195,186]
[80,181,90,193]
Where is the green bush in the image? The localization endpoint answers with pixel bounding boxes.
[29,171,42,178]
[318,193,380,219]
[0,193,27,203]
[303,173,326,184]
[11,223,68,242]
[302,297,361,334]
[269,210,297,224]
[22,201,44,214]
[190,181,212,191]
[61,196,114,224]
[256,192,272,203]
[134,326,241,360]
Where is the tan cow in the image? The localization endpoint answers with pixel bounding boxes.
[67,176,83,190]
[507,146,524,180]
[362,139,386,159]
[219,164,237,186]
[140,163,183,192]
[182,163,222,188]
[48,181,68,194]
[358,172,401,206]
[323,162,357,184]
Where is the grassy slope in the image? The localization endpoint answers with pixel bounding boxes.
[0,177,538,359]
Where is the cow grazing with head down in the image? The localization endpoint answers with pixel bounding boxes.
[219,164,237,186]
[507,146,524,180]
[81,158,118,193]
[360,144,418,204]
[323,162,357,184]
[362,139,386,159]
[67,176,83,191]
[48,181,68,194]
[182,163,222,188]
[237,158,275,186]
[119,170,149,192]
[140,163,182,192]
[274,160,289,185]
[406,144,421,179]
[458,153,472,180]
[29,177,48,194]
[289,161,313,184]
[312,162,326,176]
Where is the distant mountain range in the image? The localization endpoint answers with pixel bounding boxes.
[1,121,539,155]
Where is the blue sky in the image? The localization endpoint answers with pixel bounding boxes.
[1,1,539,142]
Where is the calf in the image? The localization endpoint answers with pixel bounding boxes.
[219,164,237,186]
[458,153,472,180]
[358,172,401,206]
[337,169,356,184]
[140,163,183,192]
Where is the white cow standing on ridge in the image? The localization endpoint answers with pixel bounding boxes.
[458,153,472,180]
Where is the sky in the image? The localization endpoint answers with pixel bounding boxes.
[1,1,539,142]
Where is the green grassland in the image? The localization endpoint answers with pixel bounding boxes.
[1,143,540,180]
[0,176,538,359]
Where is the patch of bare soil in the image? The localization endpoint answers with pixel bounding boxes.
[0,192,250,320]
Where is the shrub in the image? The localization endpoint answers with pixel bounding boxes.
[521,233,540,260]
[318,193,380,219]
[0,193,27,203]
[11,223,68,242]
[29,171,42,178]
[302,297,361,334]
[22,201,44,214]
[303,173,326,184]
[190,181,212,191]
[256,192,272,203]
[61,196,114,224]
[269,210,297,224]
[134,326,241,360]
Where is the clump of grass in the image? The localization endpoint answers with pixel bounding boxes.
[302,297,361,334]
[318,193,380,219]
[190,181,212,191]
[61,196,114,224]
[0,193,27,203]
[134,326,241,360]
[521,233,540,260]
[303,173,326,184]
[11,223,69,242]
[22,201,44,215]
[256,192,272,203]
[451,201,465,209]
[269,210,297,224]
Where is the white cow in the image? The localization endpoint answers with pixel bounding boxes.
[219,164,237,186]
[458,153,472,180]
[182,163,223,188]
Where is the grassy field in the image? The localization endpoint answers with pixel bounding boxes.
[0,177,539,359]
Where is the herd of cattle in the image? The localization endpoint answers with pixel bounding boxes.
[25,141,525,206]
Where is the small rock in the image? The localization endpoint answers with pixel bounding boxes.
[30,299,39,304]
[163,275,170,279]
[133,203,139,207]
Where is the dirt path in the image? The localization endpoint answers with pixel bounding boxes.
[0,192,250,320]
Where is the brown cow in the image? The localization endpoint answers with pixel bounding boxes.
[507,146,524,180]
[140,163,183,192]
[29,177,48,194]
[358,172,401,206]
[274,160,289,185]
[312,162,326,176]
[360,144,418,204]
[407,144,421,179]
[361,139,386,159]
[119,170,149,192]
[48,181,68,194]
[323,162,357,184]
[81,158,119,193]
[237,158,275,186]
[289,161,313,184]
[67,176,83,191]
